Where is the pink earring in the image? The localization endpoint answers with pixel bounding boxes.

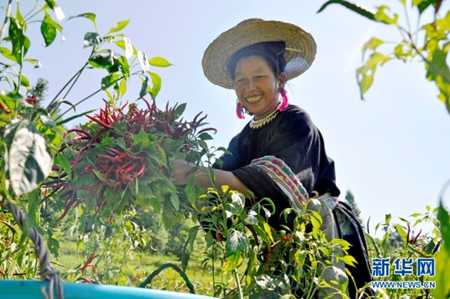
[278,88,288,111]
[236,101,245,119]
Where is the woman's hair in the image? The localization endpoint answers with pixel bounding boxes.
[227,41,287,80]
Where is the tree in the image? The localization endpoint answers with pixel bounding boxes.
[345,189,364,226]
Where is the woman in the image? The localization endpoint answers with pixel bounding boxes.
[174,18,373,298]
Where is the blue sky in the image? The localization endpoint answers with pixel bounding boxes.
[18,0,450,235]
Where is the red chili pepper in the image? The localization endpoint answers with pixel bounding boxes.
[432,241,441,255]
[0,269,4,276]
[106,148,123,156]
[57,193,77,221]
[122,163,137,174]
[81,253,98,272]
[136,163,146,177]
[120,173,134,182]
[77,277,92,284]
[197,127,218,135]
[86,114,112,129]
[411,229,422,245]
[141,97,152,111]
[108,214,114,225]
[66,128,92,139]
[25,97,38,103]
[96,154,114,161]
[70,146,89,166]
[215,232,224,245]
[406,225,411,244]
[93,127,108,141]
[191,111,202,125]
[0,103,11,114]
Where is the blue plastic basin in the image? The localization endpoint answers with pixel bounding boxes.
[0,280,217,299]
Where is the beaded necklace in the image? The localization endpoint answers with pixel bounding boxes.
[249,100,282,129]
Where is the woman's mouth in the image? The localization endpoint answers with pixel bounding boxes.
[246,95,263,103]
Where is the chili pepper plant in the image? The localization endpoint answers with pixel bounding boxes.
[183,185,353,299]
[46,97,217,228]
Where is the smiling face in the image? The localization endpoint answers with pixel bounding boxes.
[233,55,287,120]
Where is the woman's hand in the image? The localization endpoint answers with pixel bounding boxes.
[172,159,250,196]
[172,159,194,185]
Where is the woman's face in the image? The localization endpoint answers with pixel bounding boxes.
[233,55,286,120]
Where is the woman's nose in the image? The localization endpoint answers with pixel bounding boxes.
[245,79,257,90]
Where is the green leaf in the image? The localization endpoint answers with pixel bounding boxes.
[394,224,408,245]
[9,17,31,63]
[181,226,200,271]
[107,20,130,35]
[119,77,127,98]
[251,222,271,245]
[338,255,357,267]
[118,55,130,78]
[223,230,248,271]
[44,0,56,9]
[3,119,53,196]
[139,76,149,98]
[47,235,60,258]
[409,213,422,218]
[68,13,97,31]
[330,238,351,251]
[20,75,30,88]
[147,72,162,99]
[40,11,62,46]
[438,200,450,251]
[226,230,248,256]
[131,130,151,150]
[170,193,180,210]
[317,0,376,21]
[361,37,384,57]
[149,56,172,67]
[0,47,17,62]
[55,151,72,179]
[89,50,119,72]
[175,103,187,117]
[374,5,399,25]
[413,0,435,15]
[184,178,197,205]
[27,189,39,228]
[101,73,121,90]
[55,109,96,126]
[356,52,391,99]
[426,45,450,84]
[198,132,213,141]
[84,32,103,47]
[25,58,42,68]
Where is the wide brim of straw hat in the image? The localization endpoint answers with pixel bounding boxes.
[202,18,317,89]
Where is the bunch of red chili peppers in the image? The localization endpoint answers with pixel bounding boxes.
[47,98,216,222]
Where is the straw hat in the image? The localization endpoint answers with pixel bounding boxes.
[202,18,317,89]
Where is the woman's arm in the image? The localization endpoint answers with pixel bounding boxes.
[172,159,252,197]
